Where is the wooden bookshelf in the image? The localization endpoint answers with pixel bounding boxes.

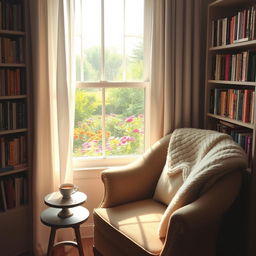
[0,94,27,100]
[0,30,25,36]
[205,0,256,174]
[205,1,256,255]
[0,166,28,177]
[208,80,256,86]
[0,0,32,255]
[207,113,255,129]
[0,128,28,135]
[0,63,26,67]
[209,39,256,51]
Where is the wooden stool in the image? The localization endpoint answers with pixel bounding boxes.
[41,191,89,256]
[41,206,89,256]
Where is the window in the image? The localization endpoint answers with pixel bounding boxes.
[73,0,150,167]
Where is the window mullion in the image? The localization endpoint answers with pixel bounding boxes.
[123,0,126,81]
[101,0,106,157]
[101,0,105,81]
[80,0,84,81]
[102,88,106,158]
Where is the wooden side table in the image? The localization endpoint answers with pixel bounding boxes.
[41,191,89,256]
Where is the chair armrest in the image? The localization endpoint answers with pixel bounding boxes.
[100,134,171,208]
[161,170,242,256]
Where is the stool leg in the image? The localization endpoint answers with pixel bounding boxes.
[74,225,84,256]
[47,227,57,256]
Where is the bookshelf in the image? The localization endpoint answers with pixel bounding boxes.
[0,0,32,255]
[205,0,256,172]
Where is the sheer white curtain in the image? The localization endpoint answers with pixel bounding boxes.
[29,0,75,254]
[149,0,207,144]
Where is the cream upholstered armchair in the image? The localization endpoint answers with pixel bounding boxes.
[93,130,246,256]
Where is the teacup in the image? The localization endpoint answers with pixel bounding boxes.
[59,183,79,198]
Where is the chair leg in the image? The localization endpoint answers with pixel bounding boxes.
[74,225,84,256]
[47,227,56,256]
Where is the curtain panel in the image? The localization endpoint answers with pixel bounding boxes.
[150,0,207,144]
[29,0,75,254]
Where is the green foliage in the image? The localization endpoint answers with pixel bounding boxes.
[77,46,123,81]
[105,48,123,80]
[75,89,101,124]
[126,61,143,80]
[106,88,144,117]
[85,47,101,72]
[129,41,143,62]
[76,43,144,81]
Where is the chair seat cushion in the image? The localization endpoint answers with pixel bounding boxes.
[94,199,166,255]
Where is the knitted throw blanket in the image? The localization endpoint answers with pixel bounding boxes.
[158,128,247,238]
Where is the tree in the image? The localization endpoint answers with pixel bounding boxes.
[80,46,123,81]
[106,88,144,117]
[126,41,144,80]
[75,89,100,125]
[129,41,143,62]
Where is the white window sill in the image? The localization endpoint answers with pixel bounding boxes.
[72,155,139,170]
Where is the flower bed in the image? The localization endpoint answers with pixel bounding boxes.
[73,114,144,157]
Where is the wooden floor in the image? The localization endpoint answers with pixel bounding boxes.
[52,237,94,256]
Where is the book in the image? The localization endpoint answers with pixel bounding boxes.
[220,90,227,116]
[224,54,231,80]
[15,176,23,207]
[0,180,7,211]
[236,90,244,121]
[4,178,15,209]
[227,89,234,119]
[242,89,252,123]
[250,91,255,123]
[214,88,221,115]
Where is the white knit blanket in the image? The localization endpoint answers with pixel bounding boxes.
[158,128,247,238]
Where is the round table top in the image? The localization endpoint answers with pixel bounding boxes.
[44,191,87,208]
[40,206,89,227]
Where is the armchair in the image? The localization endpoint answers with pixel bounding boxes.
[93,132,245,256]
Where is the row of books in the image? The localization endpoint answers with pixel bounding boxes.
[0,36,24,63]
[0,135,27,170]
[0,68,26,96]
[212,51,256,82]
[0,174,28,211]
[217,120,252,165]
[0,0,24,31]
[0,100,26,130]
[211,5,256,47]
[210,88,255,123]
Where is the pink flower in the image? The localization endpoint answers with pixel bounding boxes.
[120,136,127,144]
[127,136,135,142]
[96,148,102,153]
[120,136,135,145]
[125,116,134,123]
[82,142,91,149]
[133,128,144,134]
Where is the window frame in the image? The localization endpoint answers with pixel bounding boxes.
[73,0,150,169]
